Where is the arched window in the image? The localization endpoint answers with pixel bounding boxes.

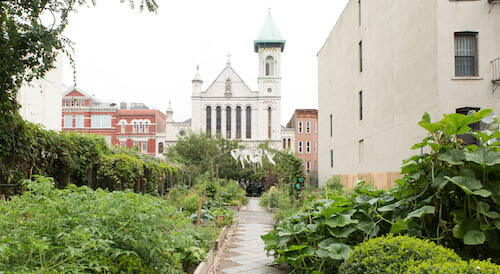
[267,107,272,139]
[265,56,274,76]
[144,121,149,133]
[226,106,232,139]
[133,121,137,133]
[246,106,252,139]
[216,106,222,137]
[206,106,212,136]
[158,142,164,154]
[236,106,242,139]
[225,79,232,93]
[120,121,126,133]
[139,122,143,133]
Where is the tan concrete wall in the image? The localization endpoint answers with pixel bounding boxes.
[336,171,403,190]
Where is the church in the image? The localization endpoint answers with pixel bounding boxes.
[165,11,292,149]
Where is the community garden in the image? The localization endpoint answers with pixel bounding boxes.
[260,109,500,273]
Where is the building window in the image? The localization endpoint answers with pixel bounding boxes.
[133,141,139,148]
[246,106,252,139]
[283,139,286,149]
[92,115,111,128]
[121,121,126,133]
[268,107,272,139]
[288,138,291,148]
[455,32,477,76]
[144,121,149,133]
[236,106,241,139]
[265,56,275,76]
[359,91,363,120]
[314,142,317,153]
[76,115,84,128]
[75,100,79,107]
[64,100,69,106]
[133,121,137,133]
[64,115,72,128]
[70,100,74,106]
[330,114,333,137]
[306,161,311,175]
[298,141,303,154]
[226,106,231,139]
[306,141,311,154]
[138,122,143,133]
[158,142,164,154]
[142,141,147,152]
[120,140,126,146]
[216,106,222,137]
[330,150,334,168]
[206,106,212,136]
[359,139,365,163]
[314,122,317,133]
[298,122,303,133]
[359,41,363,72]
[306,121,311,133]
[104,136,111,146]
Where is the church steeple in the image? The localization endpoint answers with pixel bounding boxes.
[254,10,286,52]
[192,65,203,96]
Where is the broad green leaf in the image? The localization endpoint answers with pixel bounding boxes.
[377,199,407,212]
[328,227,357,238]
[318,238,339,249]
[465,147,500,167]
[438,149,465,165]
[404,205,435,221]
[463,230,486,245]
[321,206,346,219]
[325,214,358,228]
[484,211,499,219]
[418,120,440,134]
[421,112,431,124]
[472,189,492,197]
[317,243,352,260]
[445,176,482,195]
[477,201,491,214]
[357,221,380,237]
[390,219,408,234]
[495,221,500,230]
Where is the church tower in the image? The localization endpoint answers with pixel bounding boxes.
[254,10,285,144]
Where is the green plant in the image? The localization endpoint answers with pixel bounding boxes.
[183,194,201,213]
[339,235,463,273]
[407,259,500,274]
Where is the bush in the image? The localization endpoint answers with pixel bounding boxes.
[183,194,201,213]
[339,235,463,274]
[407,259,500,274]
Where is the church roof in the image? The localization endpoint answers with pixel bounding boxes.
[254,11,286,52]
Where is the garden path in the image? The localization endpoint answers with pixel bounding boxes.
[215,197,286,274]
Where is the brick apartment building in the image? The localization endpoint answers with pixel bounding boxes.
[285,109,319,178]
[61,87,166,157]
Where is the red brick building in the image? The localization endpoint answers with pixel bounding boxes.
[286,109,319,178]
[61,88,166,157]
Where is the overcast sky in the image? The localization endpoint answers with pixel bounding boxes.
[62,0,349,124]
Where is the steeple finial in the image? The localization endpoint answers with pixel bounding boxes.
[192,65,203,82]
[226,52,232,65]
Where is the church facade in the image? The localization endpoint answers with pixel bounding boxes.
[166,12,289,149]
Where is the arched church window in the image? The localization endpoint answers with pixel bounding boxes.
[236,106,242,139]
[158,142,164,154]
[216,106,222,137]
[268,107,272,139]
[226,106,232,139]
[265,56,275,76]
[246,106,252,139]
[206,106,212,136]
[225,79,232,93]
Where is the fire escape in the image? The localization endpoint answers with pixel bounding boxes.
[489,0,500,12]
[492,57,500,92]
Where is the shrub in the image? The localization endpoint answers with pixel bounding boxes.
[339,235,462,274]
[407,259,500,274]
[183,193,201,213]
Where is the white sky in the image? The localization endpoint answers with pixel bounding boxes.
[62,0,349,124]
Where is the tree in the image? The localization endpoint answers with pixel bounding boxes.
[0,0,158,118]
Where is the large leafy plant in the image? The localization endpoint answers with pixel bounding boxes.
[387,109,499,261]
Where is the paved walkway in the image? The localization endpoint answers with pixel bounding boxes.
[216,197,286,274]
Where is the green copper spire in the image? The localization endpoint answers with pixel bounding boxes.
[254,10,286,52]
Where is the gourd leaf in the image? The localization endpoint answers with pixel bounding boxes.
[316,243,352,260]
[463,230,486,245]
[390,219,408,234]
[444,176,482,195]
[327,227,357,238]
[495,221,500,230]
[404,205,435,221]
[472,189,492,198]
[438,149,465,165]
[325,214,358,228]
[465,147,500,167]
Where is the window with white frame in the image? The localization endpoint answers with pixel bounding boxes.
[145,121,149,133]
[314,122,317,133]
[306,161,311,174]
[64,100,69,106]
[76,100,79,107]
[298,141,303,154]
[104,136,111,146]
[139,122,143,133]
[455,32,478,77]
[142,141,147,152]
[76,115,84,128]
[70,100,74,106]
[91,115,111,128]
[306,122,311,133]
[298,122,303,133]
[64,115,72,128]
[133,122,137,133]
[314,142,317,153]
[306,141,311,154]
[133,141,139,148]
[120,140,126,146]
[120,121,126,133]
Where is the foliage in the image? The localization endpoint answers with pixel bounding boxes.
[407,259,500,274]
[0,0,157,117]
[0,176,216,273]
[339,235,463,274]
[384,109,500,261]
[183,194,201,213]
